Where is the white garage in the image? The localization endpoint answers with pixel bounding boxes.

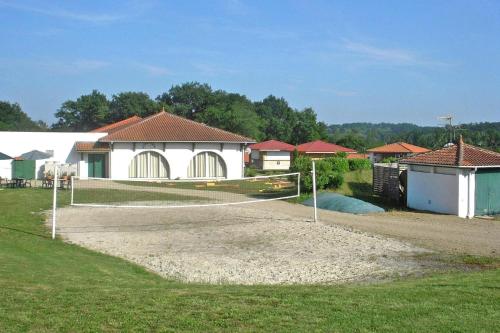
[402,137,500,218]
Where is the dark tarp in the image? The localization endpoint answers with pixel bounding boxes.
[302,192,385,214]
[0,152,12,160]
[19,150,52,160]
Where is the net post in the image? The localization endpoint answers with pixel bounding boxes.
[52,164,58,240]
[311,160,318,222]
[70,176,74,205]
[297,172,301,196]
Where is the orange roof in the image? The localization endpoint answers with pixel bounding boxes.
[367,142,430,154]
[75,142,111,152]
[90,116,143,134]
[297,140,356,153]
[401,137,500,167]
[99,111,254,143]
[347,153,369,159]
[249,140,295,151]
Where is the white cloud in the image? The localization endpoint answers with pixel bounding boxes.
[320,87,358,97]
[0,1,124,23]
[192,62,239,76]
[137,64,171,76]
[37,59,110,74]
[343,39,451,67]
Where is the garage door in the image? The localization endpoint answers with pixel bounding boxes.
[475,169,500,216]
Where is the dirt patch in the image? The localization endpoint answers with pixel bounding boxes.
[54,204,431,285]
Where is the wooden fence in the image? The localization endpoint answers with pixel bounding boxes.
[373,163,407,203]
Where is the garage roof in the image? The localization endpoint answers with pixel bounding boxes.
[401,137,500,167]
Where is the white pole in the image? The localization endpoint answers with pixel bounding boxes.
[311,160,318,222]
[70,176,74,205]
[297,172,301,196]
[52,165,58,240]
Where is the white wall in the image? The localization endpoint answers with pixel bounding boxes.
[458,169,475,218]
[407,168,459,215]
[407,166,476,218]
[0,159,12,179]
[262,151,290,161]
[0,132,106,179]
[109,142,244,179]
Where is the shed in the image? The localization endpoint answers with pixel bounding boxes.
[249,140,295,170]
[401,137,500,218]
[367,142,430,162]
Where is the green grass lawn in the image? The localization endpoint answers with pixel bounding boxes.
[1,188,499,332]
[116,177,299,199]
[74,188,208,204]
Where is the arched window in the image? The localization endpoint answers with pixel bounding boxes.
[187,151,226,178]
[129,151,170,178]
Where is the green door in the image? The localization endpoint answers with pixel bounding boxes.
[88,154,106,178]
[12,160,35,179]
[475,169,500,216]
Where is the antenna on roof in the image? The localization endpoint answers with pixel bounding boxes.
[438,114,455,144]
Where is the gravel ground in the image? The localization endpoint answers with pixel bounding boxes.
[54,203,430,285]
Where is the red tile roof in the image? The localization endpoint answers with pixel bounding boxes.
[367,142,430,154]
[249,140,295,151]
[99,111,255,143]
[90,116,143,134]
[401,138,500,167]
[297,140,356,153]
[75,142,111,152]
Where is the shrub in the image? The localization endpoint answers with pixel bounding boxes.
[290,155,346,192]
[244,166,257,177]
[348,158,372,171]
[290,155,313,191]
[325,156,349,173]
[381,156,398,163]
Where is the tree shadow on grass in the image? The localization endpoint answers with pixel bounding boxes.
[345,181,404,211]
[0,225,50,239]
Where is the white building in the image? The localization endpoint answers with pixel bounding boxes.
[0,111,254,180]
[402,137,500,218]
[249,140,295,170]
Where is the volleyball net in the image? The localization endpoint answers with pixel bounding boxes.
[70,172,300,208]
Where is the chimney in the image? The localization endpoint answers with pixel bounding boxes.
[457,135,464,166]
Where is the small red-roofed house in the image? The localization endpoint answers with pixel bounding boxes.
[367,142,430,162]
[248,140,295,170]
[401,137,500,217]
[296,140,356,160]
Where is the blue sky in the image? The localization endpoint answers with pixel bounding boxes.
[0,0,499,125]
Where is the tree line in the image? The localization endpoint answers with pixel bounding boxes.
[329,122,500,152]
[1,81,499,150]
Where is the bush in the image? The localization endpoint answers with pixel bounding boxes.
[244,166,257,177]
[290,155,345,192]
[381,157,398,163]
[325,157,349,173]
[348,158,372,171]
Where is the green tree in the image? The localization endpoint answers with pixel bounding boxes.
[255,96,296,142]
[157,82,215,119]
[0,101,44,131]
[108,92,158,122]
[196,92,262,140]
[53,90,110,131]
[291,108,324,144]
